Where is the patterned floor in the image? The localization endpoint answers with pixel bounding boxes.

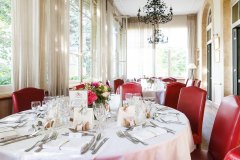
[201,100,218,149]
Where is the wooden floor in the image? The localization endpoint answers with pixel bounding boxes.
[201,100,218,149]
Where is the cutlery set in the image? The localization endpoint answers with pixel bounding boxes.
[116,130,148,145]
[0,131,40,146]
[24,131,58,152]
[150,121,176,134]
[81,133,109,154]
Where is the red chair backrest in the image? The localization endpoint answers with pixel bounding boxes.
[209,95,240,160]
[186,79,195,87]
[121,82,142,100]
[195,79,201,88]
[164,82,186,109]
[114,79,124,93]
[177,86,207,144]
[75,83,85,90]
[12,87,44,113]
[162,77,177,83]
[224,146,240,160]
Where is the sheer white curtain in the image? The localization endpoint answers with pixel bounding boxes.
[12,0,69,95]
[40,0,69,96]
[12,0,40,90]
[187,14,197,77]
[127,20,152,79]
[93,0,117,82]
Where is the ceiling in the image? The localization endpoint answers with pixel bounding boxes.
[113,0,204,16]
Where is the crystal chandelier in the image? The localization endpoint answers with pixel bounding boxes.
[137,0,173,44]
[148,29,168,44]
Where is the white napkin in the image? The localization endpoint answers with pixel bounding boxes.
[43,136,91,152]
[160,115,178,122]
[146,127,167,136]
[130,127,167,141]
[0,114,25,123]
[0,127,14,133]
[0,130,18,141]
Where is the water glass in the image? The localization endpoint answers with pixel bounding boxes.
[125,93,133,105]
[31,101,41,112]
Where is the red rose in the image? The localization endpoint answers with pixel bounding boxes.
[88,90,98,106]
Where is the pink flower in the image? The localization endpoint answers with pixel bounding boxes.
[88,90,98,106]
[91,82,99,88]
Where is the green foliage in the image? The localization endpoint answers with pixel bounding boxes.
[156,46,187,77]
[0,0,11,85]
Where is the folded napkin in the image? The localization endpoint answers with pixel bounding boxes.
[159,115,178,122]
[0,127,14,133]
[43,136,92,152]
[130,127,167,141]
[0,114,24,123]
[0,130,18,141]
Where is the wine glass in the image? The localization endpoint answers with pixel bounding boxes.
[94,104,106,131]
[125,93,133,105]
[31,101,41,113]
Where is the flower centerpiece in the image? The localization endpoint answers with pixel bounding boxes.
[146,77,155,89]
[73,82,111,107]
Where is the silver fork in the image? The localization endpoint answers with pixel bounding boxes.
[116,131,138,144]
[35,131,58,152]
[25,134,49,152]
[123,131,148,145]
[150,121,176,134]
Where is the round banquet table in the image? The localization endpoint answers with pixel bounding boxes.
[0,105,195,160]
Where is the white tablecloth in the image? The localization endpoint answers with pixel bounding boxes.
[0,106,195,160]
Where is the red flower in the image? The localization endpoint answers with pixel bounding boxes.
[91,82,99,88]
[88,90,98,106]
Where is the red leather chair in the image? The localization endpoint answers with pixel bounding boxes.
[74,83,85,90]
[114,79,124,93]
[164,82,186,109]
[177,86,207,145]
[121,82,142,100]
[191,95,240,160]
[12,87,45,113]
[186,79,195,87]
[195,79,201,88]
[162,77,177,83]
[224,146,240,160]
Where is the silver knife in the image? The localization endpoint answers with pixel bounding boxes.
[0,135,38,146]
[92,138,109,154]
[81,136,95,154]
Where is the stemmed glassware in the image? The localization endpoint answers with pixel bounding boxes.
[31,101,41,114]
[94,103,106,132]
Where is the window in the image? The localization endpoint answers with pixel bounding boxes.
[0,0,11,86]
[69,0,92,84]
[207,9,212,25]
[69,0,80,83]
[155,28,187,78]
[127,25,187,79]
[82,0,92,82]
